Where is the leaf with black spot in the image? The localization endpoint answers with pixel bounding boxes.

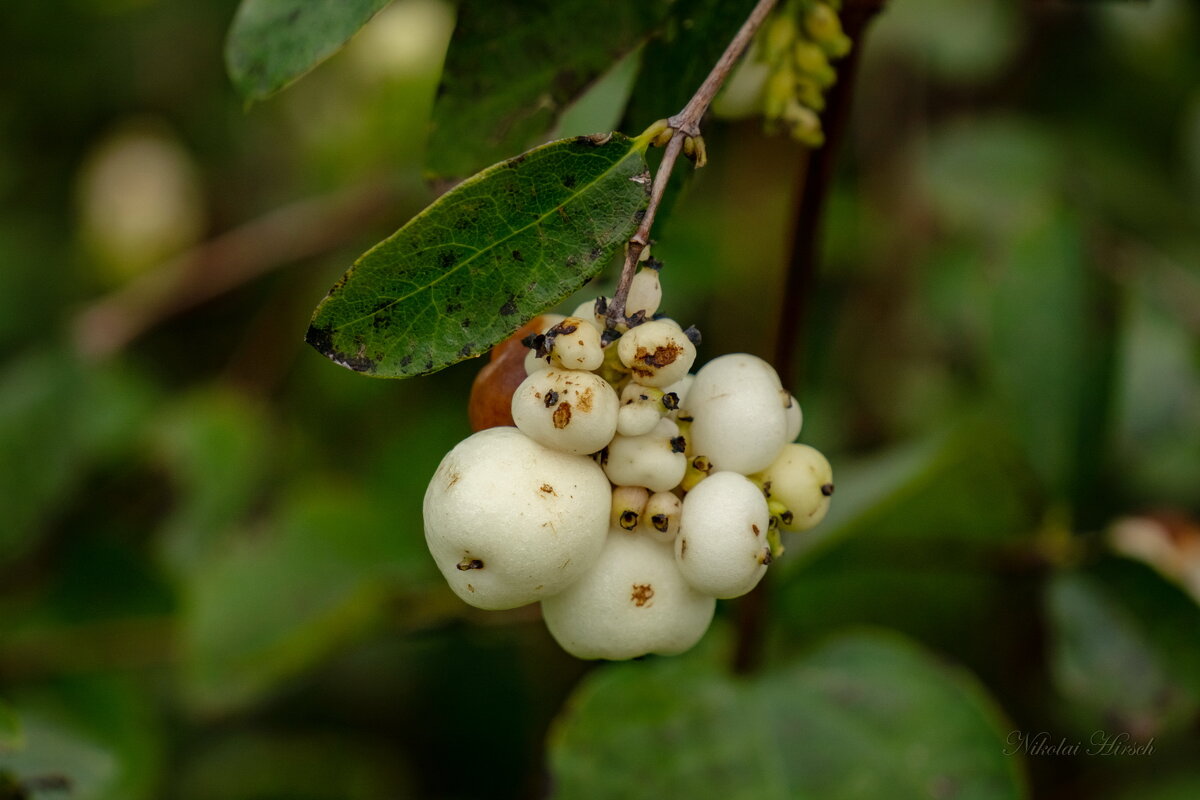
[307,133,652,378]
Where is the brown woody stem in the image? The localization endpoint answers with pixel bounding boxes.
[734,0,889,677]
[605,0,780,329]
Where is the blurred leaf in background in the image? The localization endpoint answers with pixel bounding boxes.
[0,0,1198,797]
[226,0,395,102]
[551,632,1026,800]
[426,0,671,177]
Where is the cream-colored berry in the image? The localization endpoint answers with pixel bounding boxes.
[512,368,618,455]
[611,485,649,532]
[625,267,662,320]
[570,299,606,332]
[642,491,682,543]
[547,316,603,371]
[602,417,687,493]
[541,529,715,660]
[522,313,566,375]
[662,374,694,420]
[686,354,789,475]
[675,471,770,599]
[617,381,667,437]
[752,443,833,532]
[616,319,696,388]
[423,427,610,610]
[784,392,803,443]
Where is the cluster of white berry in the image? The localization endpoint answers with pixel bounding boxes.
[423,266,833,660]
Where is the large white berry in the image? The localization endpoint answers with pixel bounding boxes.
[617,319,696,388]
[784,393,803,442]
[602,417,687,493]
[511,368,618,455]
[541,529,716,660]
[685,354,789,474]
[423,427,610,610]
[675,471,771,598]
[752,443,833,532]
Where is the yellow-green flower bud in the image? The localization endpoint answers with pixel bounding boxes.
[782,99,825,147]
[762,13,798,65]
[793,41,836,86]
[764,65,796,120]
[794,76,826,112]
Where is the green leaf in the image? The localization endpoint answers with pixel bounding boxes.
[1113,281,1200,507]
[1110,773,1200,800]
[550,632,1027,800]
[0,351,152,566]
[0,702,19,751]
[623,0,759,133]
[1046,560,1200,737]
[427,0,669,177]
[176,731,413,800]
[17,677,164,800]
[307,133,651,378]
[622,0,759,225]
[772,420,1041,680]
[181,482,431,713]
[225,0,393,102]
[987,212,1116,507]
[151,388,273,574]
[781,418,1040,574]
[0,352,84,564]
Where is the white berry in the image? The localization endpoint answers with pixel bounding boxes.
[523,313,566,375]
[685,354,789,475]
[541,529,715,660]
[625,267,662,320]
[617,319,696,388]
[675,471,771,599]
[546,316,604,371]
[611,485,649,532]
[642,491,682,543]
[570,298,606,332]
[423,427,610,610]
[662,374,694,420]
[753,443,833,532]
[784,393,803,442]
[511,368,618,455]
[602,417,687,493]
[616,381,667,437]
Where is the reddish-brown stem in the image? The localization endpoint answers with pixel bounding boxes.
[606,134,685,326]
[733,0,888,676]
[605,0,780,329]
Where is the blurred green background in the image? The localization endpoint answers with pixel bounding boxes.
[1,0,1199,797]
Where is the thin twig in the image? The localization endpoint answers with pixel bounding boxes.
[605,0,780,329]
[71,180,399,359]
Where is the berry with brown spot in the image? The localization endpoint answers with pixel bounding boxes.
[468,315,554,431]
